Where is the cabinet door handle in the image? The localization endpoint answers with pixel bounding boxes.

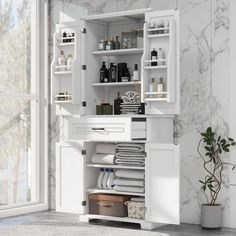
[97,202,114,208]
[92,128,105,131]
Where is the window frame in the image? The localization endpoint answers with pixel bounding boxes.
[0,0,48,216]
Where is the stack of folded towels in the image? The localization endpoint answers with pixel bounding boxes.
[121,91,141,115]
[113,169,145,193]
[115,143,145,166]
[91,143,116,164]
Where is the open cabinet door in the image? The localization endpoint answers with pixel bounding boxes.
[56,141,86,214]
[142,10,180,114]
[145,143,180,224]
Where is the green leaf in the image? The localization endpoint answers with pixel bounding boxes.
[228,138,234,141]
[207,185,216,193]
[199,180,206,185]
[218,136,222,142]
[231,142,236,146]
[221,139,226,144]
[204,146,211,151]
[223,147,230,152]
[206,127,212,133]
[205,152,212,157]
[232,166,236,171]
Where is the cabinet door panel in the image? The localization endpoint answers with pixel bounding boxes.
[56,142,85,214]
[142,10,180,115]
[145,143,180,224]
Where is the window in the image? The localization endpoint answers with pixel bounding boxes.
[0,0,48,212]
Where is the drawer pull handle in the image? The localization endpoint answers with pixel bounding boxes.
[92,128,105,131]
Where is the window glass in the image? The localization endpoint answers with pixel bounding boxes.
[0,0,31,94]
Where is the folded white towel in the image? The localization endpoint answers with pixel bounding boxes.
[96,143,116,154]
[116,143,144,152]
[91,153,115,164]
[115,170,145,179]
[114,185,144,193]
[115,152,145,159]
[115,159,145,166]
[113,178,144,187]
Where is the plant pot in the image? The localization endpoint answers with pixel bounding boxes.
[201,204,222,229]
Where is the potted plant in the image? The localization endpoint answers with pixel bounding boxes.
[197,127,236,229]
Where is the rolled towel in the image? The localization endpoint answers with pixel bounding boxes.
[114,185,144,193]
[115,159,145,166]
[113,178,144,187]
[115,170,145,179]
[91,153,115,164]
[116,143,144,152]
[130,197,145,202]
[96,143,116,154]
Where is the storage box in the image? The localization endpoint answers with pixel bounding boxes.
[125,200,145,219]
[88,194,130,217]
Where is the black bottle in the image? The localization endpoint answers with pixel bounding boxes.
[151,48,157,66]
[100,62,108,83]
[62,32,67,43]
[108,63,117,82]
[114,92,123,115]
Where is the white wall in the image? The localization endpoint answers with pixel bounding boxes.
[229,0,236,228]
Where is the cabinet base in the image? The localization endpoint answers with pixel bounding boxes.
[79,214,166,230]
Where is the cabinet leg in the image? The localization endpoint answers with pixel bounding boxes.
[140,222,166,230]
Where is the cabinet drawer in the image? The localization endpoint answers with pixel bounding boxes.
[68,117,146,141]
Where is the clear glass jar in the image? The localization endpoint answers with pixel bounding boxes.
[121,30,137,49]
[136,29,143,48]
[98,39,105,50]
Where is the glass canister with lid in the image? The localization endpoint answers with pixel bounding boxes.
[136,29,143,48]
[121,30,137,49]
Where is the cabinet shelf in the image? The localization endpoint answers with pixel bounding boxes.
[147,27,169,32]
[86,187,145,196]
[54,71,72,75]
[144,66,167,70]
[92,48,143,56]
[145,98,168,102]
[86,164,145,170]
[92,81,141,87]
[147,33,169,38]
[144,92,168,95]
[58,42,75,47]
[58,36,75,41]
[54,100,72,104]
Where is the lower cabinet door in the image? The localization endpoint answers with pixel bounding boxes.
[145,143,180,224]
[56,141,85,214]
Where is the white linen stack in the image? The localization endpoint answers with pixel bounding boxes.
[115,143,145,166]
[113,170,145,193]
[91,143,116,164]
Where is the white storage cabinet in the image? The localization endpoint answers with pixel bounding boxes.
[56,116,180,230]
[55,8,180,230]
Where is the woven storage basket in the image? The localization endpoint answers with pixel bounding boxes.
[125,200,145,219]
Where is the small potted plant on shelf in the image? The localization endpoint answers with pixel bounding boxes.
[197,127,236,229]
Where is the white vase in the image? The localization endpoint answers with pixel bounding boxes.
[201,204,222,229]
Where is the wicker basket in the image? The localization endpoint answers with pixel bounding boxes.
[125,200,145,219]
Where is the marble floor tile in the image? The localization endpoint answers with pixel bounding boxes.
[0,211,236,236]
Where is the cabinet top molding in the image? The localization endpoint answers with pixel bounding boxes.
[81,8,152,23]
